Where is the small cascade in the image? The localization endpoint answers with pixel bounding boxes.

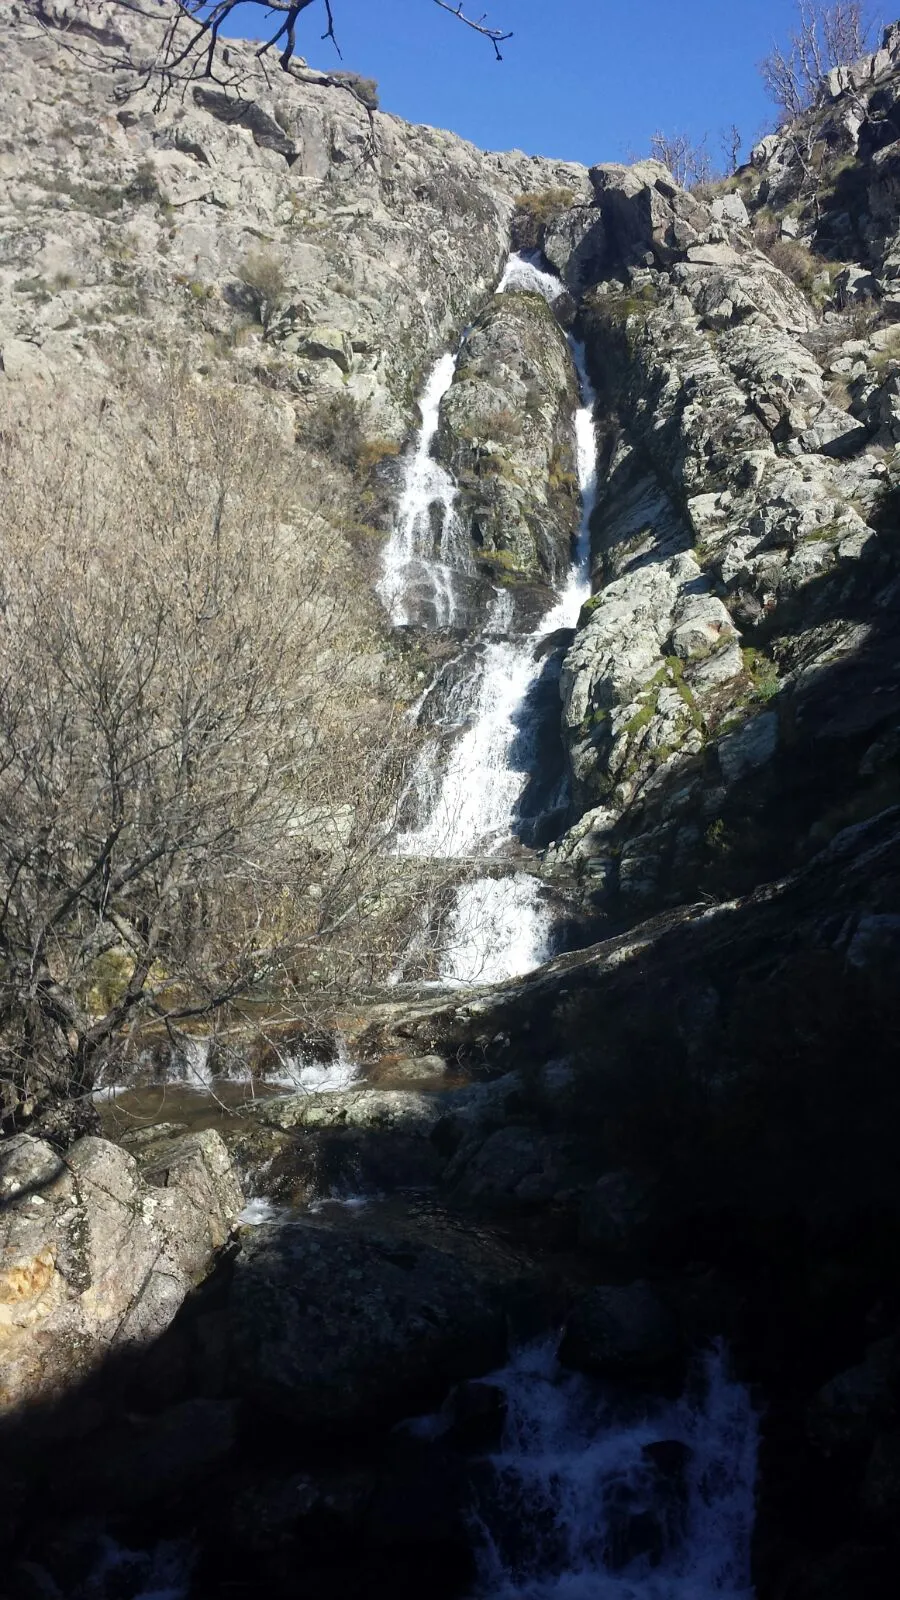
[378,350,472,628]
[381,252,600,987]
[439,874,550,986]
[470,1340,758,1599]
[499,250,567,302]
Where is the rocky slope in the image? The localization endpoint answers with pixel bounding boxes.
[0,0,587,436]
[541,143,900,918]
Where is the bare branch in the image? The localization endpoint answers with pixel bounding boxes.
[432,0,513,60]
[760,1,875,122]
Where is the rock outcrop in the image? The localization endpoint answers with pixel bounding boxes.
[535,129,900,919]
[0,0,588,436]
[0,1130,242,1417]
[436,290,580,583]
[226,1215,520,1432]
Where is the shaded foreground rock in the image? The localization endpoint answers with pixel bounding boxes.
[0,1130,242,1417]
[227,1217,520,1433]
[558,1282,683,1382]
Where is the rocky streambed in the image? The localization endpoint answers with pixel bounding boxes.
[0,1018,760,1600]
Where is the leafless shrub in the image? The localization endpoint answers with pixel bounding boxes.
[236,248,286,329]
[648,131,715,190]
[0,371,414,1125]
[721,123,744,176]
[760,2,875,122]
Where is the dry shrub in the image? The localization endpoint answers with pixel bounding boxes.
[487,405,524,445]
[511,188,576,251]
[761,235,819,291]
[236,247,286,327]
[0,369,414,1124]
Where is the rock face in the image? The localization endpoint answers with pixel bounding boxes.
[0,0,588,436]
[558,1282,682,1381]
[0,1130,242,1416]
[436,290,580,582]
[537,113,900,918]
[227,1217,514,1432]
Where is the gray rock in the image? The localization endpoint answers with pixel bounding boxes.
[861,1430,900,1525]
[711,192,750,228]
[558,1282,683,1380]
[446,1125,563,1206]
[227,1219,511,1430]
[436,289,580,583]
[717,713,779,784]
[250,1085,442,1134]
[579,1170,657,1258]
[0,1131,241,1416]
[0,2,590,433]
[50,1398,237,1512]
[808,1337,900,1451]
[834,265,879,304]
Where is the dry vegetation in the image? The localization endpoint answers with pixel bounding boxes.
[0,369,424,1129]
[511,188,577,252]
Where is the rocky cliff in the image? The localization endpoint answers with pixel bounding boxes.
[543,137,900,919]
[0,0,586,437]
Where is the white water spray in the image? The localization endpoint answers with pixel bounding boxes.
[471,1339,758,1600]
[378,351,471,627]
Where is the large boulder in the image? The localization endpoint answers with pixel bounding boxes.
[588,160,711,267]
[808,1336,900,1452]
[557,1282,683,1381]
[0,1131,242,1416]
[250,1085,442,1135]
[226,1217,518,1432]
[436,290,580,584]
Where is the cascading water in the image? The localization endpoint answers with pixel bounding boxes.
[378,351,472,628]
[380,254,600,986]
[469,1340,757,1600]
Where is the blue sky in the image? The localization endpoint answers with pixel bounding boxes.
[220,1,883,167]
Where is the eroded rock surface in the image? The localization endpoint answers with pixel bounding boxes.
[0,1130,242,1415]
[0,0,588,435]
[436,290,580,582]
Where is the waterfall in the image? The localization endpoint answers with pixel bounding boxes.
[438,874,550,986]
[470,1340,758,1599]
[378,350,471,628]
[381,254,599,987]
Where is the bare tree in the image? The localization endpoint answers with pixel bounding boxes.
[760,2,875,122]
[0,373,411,1129]
[721,123,743,175]
[649,130,715,190]
[103,0,512,79]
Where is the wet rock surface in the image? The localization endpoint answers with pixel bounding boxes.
[436,289,580,583]
[558,1281,683,1382]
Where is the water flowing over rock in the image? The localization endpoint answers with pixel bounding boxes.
[5,6,900,1595]
[378,353,470,628]
[467,1339,757,1598]
[383,252,600,986]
